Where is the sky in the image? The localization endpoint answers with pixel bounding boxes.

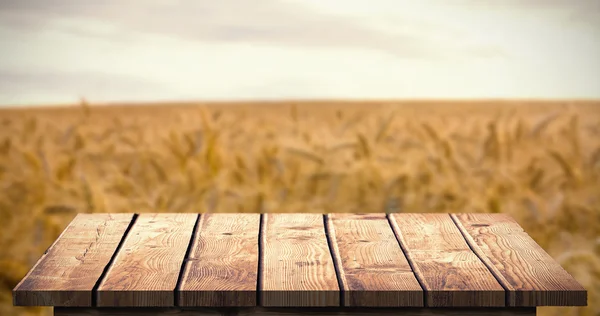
[0,0,599,106]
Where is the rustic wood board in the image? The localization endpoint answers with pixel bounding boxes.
[14,212,587,309]
[260,214,340,307]
[178,213,261,307]
[13,213,135,306]
[54,307,537,316]
[388,213,506,307]
[326,213,423,307]
[452,213,587,307]
[96,213,198,307]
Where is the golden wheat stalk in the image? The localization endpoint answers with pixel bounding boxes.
[356,133,371,159]
[530,111,561,137]
[284,146,324,165]
[375,111,395,143]
[548,150,581,185]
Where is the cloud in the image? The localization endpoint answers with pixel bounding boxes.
[0,0,501,59]
[0,0,598,104]
[0,70,167,98]
[453,0,600,12]
[455,0,600,25]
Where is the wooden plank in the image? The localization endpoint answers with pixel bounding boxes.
[54,307,537,316]
[388,213,505,307]
[178,213,261,307]
[96,213,198,307]
[260,214,340,307]
[13,213,134,307]
[326,213,423,307]
[452,213,587,307]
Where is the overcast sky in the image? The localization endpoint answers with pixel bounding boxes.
[0,0,599,106]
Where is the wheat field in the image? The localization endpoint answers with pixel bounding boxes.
[0,100,598,316]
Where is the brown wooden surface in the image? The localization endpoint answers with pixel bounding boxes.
[14,212,587,309]
[388,213,505,307]
[96,213,198,307]
[13,214,134,306]
[260,214,340,307]
[326,213,423,307]
[54,307,537,316]
[452,213,587,307]
[178,213,260,307]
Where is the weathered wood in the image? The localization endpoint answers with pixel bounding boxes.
[326,213,423,307]
[452,213,587,307]
[260,214,340,307]
[54,307,537,316]
[96,213,198,307]
[178,213,260,307]
[388,213,505,307]
[15,212,587,311]
[13,213,135,306]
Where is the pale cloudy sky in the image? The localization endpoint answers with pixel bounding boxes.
[0,0,599,106]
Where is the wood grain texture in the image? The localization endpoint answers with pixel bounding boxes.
[260,214,340,307]
[388,213,505,307]
[96,213,198,307]
[326,213,423,307]
[452,213,587,307]
[178,213,260,307]
[55,307,537,316]
[13,213,134,307]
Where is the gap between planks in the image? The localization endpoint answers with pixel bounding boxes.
[256,213,265,307]
[13,213,137,307]
[95,213,199,307]
[450,213,513,306]
[326,214,423,307]
[177,213,261,307]
[259,214,340,307]
[387,213,506,307]
[450,213,587,307]
[173,214,202,306]
[385,213,429,307]
[91,214,140,306]
[322,214,346,307]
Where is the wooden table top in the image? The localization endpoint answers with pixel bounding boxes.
[13,213,586,308]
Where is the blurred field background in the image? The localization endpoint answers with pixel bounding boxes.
[0,100,598,316]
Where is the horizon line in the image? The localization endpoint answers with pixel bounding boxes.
[1,98,599,110]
